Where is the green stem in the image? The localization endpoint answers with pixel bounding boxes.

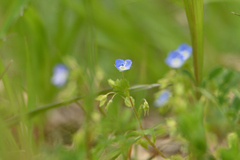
[128,95,165,158]
[0,60,13,80]
[183,0,204,98]
[122,72,124,79]
[6,84,162,127]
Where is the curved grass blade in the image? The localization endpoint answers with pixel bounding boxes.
[5,83,161,126]
[0,0,29,39]
[0,60,13,80]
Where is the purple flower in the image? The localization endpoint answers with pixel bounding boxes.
[177,43,192,61]
[51,63,69,87]
[154,90,171,107]
[165,51,185,69]
[115,59,132,71]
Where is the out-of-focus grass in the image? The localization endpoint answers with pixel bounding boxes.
[1,0,240,159]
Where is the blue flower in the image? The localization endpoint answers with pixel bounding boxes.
[165,51,185,68]
[177,43,192,61]
[51,63,69,87]
[154,90,171,107]
[115,59,132,71]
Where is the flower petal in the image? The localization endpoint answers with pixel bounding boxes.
[165,51,185,68]
[115,59,125,66]
[51,63,69,87]
[53,64,68,73]
[154,90,171,107]
[177,43,192,60]
[124,59,132,70]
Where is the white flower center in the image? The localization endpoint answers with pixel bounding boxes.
[171,58,182,68]
[119,65,126,70]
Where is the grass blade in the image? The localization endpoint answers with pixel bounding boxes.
[5,83,161,126]
[182,0,204,87]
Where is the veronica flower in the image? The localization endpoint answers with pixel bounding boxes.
[177,43,192,61]
[165,51,185,69]
[115,59,132,71]
[51,63,69,87]
[154,90,171,107]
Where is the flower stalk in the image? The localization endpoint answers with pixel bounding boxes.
[128,95,166,158]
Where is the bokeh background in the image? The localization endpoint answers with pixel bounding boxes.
[0,0,240,159]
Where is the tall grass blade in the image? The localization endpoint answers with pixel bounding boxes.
[182,0,204,88]
[0,0,29,39]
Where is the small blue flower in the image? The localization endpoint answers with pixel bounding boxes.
[154,90,171,107]
[165,51,185,69]
[51,63,69,87]
[115,59,132,71]
[177,43,192,61]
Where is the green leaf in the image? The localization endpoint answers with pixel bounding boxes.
[208,67,223,80]
[124,96,135,107]
[178,104,207,159]
[151,132,156,144]
[96,95,105,101]
[105,100,113,110]
[96,95,107,107]
[110,79,130,96]
[108,78,115,87]
[138,139,149,149]
[138,104,143,117]
[181,69,195,84]
[227,133,239,149]
[0,0,29,39]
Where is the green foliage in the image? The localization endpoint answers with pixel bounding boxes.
[218,133,240,160]
[96,95,107,107]
[178,105,207,159]
[1,0,240,159]
[143,100,149,116]
[124,96,135,107]
[182,0,203,85]
[108,79,130,97]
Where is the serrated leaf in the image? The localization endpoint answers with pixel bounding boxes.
[111,79,130,96]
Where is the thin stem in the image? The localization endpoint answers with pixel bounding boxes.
[75,101,87,114]
[128,95,165,158]
[0,60,13,80]
[127,145,133,160]
[122,72,124,79]
[5,83,162,127]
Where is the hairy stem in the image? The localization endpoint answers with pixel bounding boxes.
[128,95,165,158]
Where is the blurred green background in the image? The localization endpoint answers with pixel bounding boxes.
[1,0,240,159]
